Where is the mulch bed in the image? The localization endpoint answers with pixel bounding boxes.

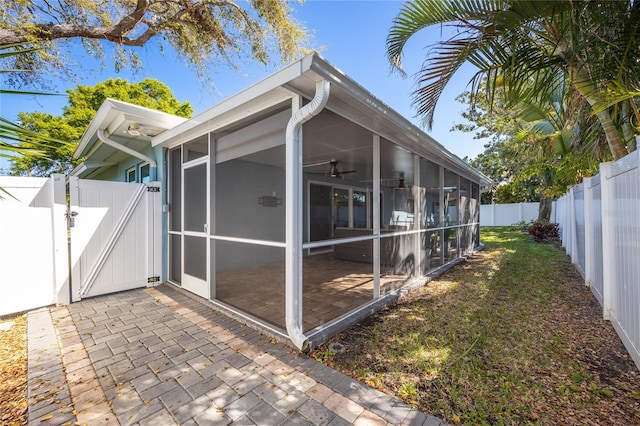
[0,315,27,426]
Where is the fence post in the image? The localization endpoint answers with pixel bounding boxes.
[567,187,576,259]
[600,162,614,321]
[519,202,524,222]
[583,177,593,288]
[68,175,81,302]
[51,174,70,305]
[491,203,496,226]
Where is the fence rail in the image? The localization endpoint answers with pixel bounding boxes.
[554,151,640,371]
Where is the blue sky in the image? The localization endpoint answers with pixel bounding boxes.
[2,1,489,173]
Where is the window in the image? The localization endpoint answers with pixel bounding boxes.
[352,191,367,228]
[184,134,208,163]
[126,167,136,183]
[140,163,151,183]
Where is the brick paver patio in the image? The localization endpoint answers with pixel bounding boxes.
[27,284,447,425]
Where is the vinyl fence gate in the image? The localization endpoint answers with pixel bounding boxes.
[69,176,162,302]
[0,175,162,316]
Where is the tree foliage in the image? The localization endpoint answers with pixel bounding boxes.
[11,77,192,176]
[0,0,307,86]
[387,0,640,160]
[460,79,604,207]
[1,43,72,188]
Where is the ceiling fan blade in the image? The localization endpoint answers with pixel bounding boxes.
[303,160,331,168]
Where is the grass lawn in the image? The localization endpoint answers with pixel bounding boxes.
[311,227,640,425]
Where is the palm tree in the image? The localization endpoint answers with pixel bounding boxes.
[1,43,69,196]
[387,0,640,160]
[1,44,69,164]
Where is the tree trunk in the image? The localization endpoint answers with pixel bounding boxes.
[568,65,629,160]
[538,196,552,222]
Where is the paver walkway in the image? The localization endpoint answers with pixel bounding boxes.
[27,285,447,425]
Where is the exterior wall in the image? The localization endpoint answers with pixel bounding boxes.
[92,145,163,182]
[215,159,285,272]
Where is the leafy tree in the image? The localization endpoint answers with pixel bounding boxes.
[387,0,640,160]
[0,0,307,86]
[11,77,193,176]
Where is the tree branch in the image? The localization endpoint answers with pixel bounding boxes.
[0,0,155,47]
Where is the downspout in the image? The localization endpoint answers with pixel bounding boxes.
[285,80,330,350]
[97,129,158,180]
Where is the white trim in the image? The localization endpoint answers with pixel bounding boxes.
[126,166,136,183]
[181,149,210,299]
[210,235,286,248]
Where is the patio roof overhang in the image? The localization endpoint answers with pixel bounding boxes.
[152,52,491,186]
[71,99,187,178]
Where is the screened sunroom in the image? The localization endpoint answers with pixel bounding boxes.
[155,53,490,350]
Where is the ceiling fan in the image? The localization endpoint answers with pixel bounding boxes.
[304,159,356,178]
[124,122,159,137]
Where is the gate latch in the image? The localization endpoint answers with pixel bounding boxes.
[65,211,78,228]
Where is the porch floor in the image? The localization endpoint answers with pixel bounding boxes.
[215,253,414,332]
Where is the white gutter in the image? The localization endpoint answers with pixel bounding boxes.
[285,79,330,350]
[96,129,157,178]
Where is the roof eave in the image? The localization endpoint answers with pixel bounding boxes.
[75,98,188,159]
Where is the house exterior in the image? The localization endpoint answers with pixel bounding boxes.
[73,52,491,350]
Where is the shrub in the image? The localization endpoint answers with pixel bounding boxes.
[511,219,534,230]
[528,221,559,243]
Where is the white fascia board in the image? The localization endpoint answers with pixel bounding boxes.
[151,54,318,147]
[155,87,296,149]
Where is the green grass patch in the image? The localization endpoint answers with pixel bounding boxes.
[311,227,640,425]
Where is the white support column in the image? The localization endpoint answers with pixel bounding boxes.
[600,162,614,320]
[583,177,593,288]
[373,134,381,298]
[209,136,217,299]
[413,154,421,277]
[439,166,445,266]
[51,174,70,305]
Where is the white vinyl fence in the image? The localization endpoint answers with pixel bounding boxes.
[554,151,640,370]
[0,175,69,316]
[480,202,540,226]
[0,175,161,317]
